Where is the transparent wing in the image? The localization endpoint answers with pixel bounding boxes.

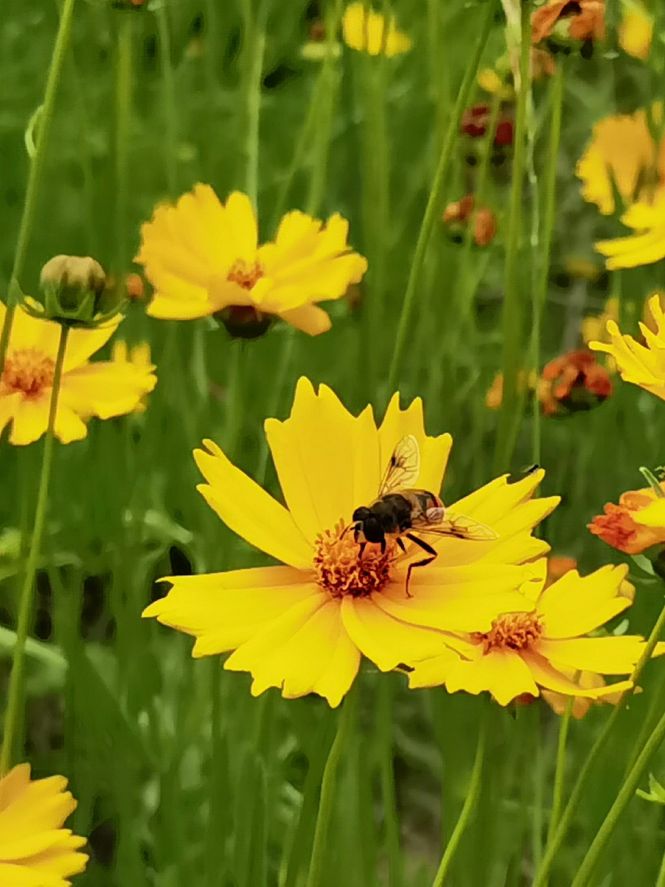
[417,512,498,542]
[379,435,420,496]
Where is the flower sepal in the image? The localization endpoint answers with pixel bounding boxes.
[637,773,665,805]
[33,255,125,328]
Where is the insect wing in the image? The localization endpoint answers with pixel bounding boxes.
[419,512,498,542]
[378,435,421,496]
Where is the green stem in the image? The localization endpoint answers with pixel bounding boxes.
[305,692,357,887]
[657,845,665,887]
[0,0,78,369]
[386,0,496,394]
[431,707,488,887]
[547,698,573,847]
[156,2,178,195]
[115,12,133,291]
[0,325,69,774]
[571,705,665,887]
[492,0,532,474]
[531,61,565,465]
[378,680,402,887]
[534,596,665,887]
[241,0,266,207]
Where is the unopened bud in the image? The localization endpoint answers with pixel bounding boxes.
[214,305,273,339]
[33,255,123,328]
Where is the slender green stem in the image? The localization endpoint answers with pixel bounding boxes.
[378,680,402,887]
[547,698,573,847]
[0,0,77,370]
[534,596,665,887]
[0,326,69,774]
[657,845,665,887]
[115,12,133,291]
[431,707,488,887]
[305,691,357,887]
[492,0,532,474]
[156,2,178,195]
[386,0,496,395]
[531,61,565,465]
[241,0,266,207]
[571,705,665,886]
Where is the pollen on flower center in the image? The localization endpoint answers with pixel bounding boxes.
[2,349,55,397]
[227,259,264,290]
[476,612,543,652]
[313,520,394,598]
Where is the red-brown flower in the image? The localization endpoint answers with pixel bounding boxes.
[540,349,612,415]
[532,0,606,46]
[589,486,665,554]
[442,195,498,247]
[460,105,514,147]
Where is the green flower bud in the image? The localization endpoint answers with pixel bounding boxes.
[26,255,124,328]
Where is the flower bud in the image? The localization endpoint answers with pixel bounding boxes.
[32,255,123,328]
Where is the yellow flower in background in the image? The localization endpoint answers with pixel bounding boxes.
[144,378,558,707]
[590,293,665,397]
[619,2,653,59]
[0,763,88,885]
[577,108,665,215]
[596,198,665,269]
[342,3,412,57]
[136,185,367,336]
[111,340,153,414]
[0,303,156,446]
[408,563,649,707]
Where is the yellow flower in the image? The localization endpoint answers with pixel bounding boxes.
[144,378,558,707]
[0,302,156,446]
[577,108,665,215]
[136,185,367,335]
[408,563,647,707]
[619,2,653,59]
[342,3,412,57]
[0,763,88,885]
[590,293,665,398]
[111,340,153,414]
[596,197,665,269]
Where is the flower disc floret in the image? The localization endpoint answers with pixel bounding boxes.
[314,521,394,598]
[2,349,55,397]
[478,611,543,652]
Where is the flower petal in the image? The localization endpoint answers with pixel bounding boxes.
[340,596,447,671]
[521,649,634,698]
[445,649,539,706]
[538,565,631,638]
[278,305,332,335]
[61,361,156,419]
[194,439,312,569]
[534,636,646,674]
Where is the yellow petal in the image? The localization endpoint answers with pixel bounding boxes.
[406,646,464,688]
[634,498,665,527]
[61,361,156,419]
[8,396,87,446]
[340,596,448,671]
[521,649,634,698]
[445,649,539,706]
[224,595,359,706]
[538,565,632,638]
[535,636,646,674]
[378,393,452,495]
[278,305,332,335]
[194,438,312,569]
[264,378,379,539]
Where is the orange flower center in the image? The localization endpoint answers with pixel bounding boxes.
[2,349,55,397]
[227,260,264,290]
[476,612,543,653]
[313,520,394,598]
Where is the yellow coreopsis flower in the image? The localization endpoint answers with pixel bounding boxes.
[136,185,367,336]
[144,378,559,707]
[596,198,665,269]
[0,763,88,885]
[342,3,412,56]
[408,563,648,706]
[590,293,665,398]
[619,2,653,59]
[0,302,156,445]
[577,108,665,215]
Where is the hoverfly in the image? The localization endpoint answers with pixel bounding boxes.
[351,435,497,595]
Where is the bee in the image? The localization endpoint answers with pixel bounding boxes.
[351,435,497,595]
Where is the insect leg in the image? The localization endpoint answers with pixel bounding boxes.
[396,537,407,553]
[404,533,438,597]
